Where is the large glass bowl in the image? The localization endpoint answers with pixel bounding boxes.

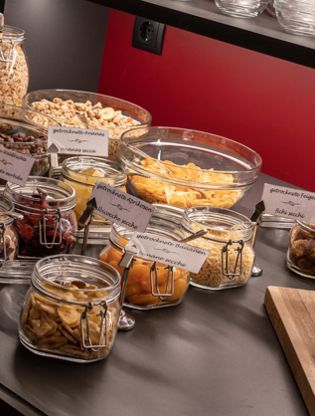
[120,126,262,209]
[0,105,59,184]
[23,89,152,161]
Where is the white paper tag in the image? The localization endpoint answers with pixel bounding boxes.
[48,126,108,156]
[92,183,154,232]
[262,183,315,222]
[126,232,208,273]
[0,147,35,185]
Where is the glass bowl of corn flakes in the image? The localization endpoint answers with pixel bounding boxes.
[23,89,152,161]
[120,126,262,209]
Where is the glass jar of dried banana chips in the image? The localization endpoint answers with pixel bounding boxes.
[19,254,121,362]
[182,207,255,290]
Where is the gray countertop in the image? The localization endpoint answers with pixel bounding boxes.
[0,173,313,416]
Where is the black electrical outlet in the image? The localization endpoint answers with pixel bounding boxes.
[132,16,165,55]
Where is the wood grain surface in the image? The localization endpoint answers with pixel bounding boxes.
[264,286,315,416]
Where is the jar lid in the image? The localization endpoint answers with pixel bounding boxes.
[182,206,254,243]
[4,176,76,213]
[32,254,121,305]
[61,156,126,187]
[2,25,25,42]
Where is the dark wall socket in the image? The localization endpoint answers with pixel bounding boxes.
[132,16,165,55]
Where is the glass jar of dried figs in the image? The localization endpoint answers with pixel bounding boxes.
[181,206,255,290]
[287,221,315,278]
[19,254,121,362]
[4,177,77,258]
[0,25,29,106]
[0,196,19,261]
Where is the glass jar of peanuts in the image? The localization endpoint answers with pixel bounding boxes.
[19,254,121,362]
[287,221,315,278]
[0,25,29,106]
[99,205,190,309]
[4,177,77,258]
[182,207,255,290]
[61,156,126,221]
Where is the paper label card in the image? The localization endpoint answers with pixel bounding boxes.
[0,146,34,185]
[262,183,315,222]
[126,232,209,273]
[48,126,108,156]
[92,183,154,232]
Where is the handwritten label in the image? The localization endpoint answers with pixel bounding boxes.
[262,183,315,222]
[0,147,34,185]
[92,183,154,232]
[48,126,108,156]
[126,232,208,273]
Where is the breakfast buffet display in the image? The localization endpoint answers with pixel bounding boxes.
[0,19,313,366]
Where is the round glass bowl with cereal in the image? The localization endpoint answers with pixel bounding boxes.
[4,177,77,258]
[99,205,190,310]
[19,254,121,362]
[23,89,152,161]
[0,105,60,183]
[181,206,255,290]
[61,156,126,221]
[120,127,262,209]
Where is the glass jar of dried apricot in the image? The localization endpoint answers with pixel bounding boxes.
[99,205,190,310]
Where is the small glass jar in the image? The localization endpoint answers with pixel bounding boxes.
[99,205,190,310]
[4,177,77,258]
[0,25,29,106]
[274,0,315,37]
[287,221,315,278]
[61,156,126,221]
[0,196,19,261]
[214,0,269,18]
[19,254,121,362]
[182,207,255,290]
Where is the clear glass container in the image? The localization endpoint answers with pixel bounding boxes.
[287,221,315,278]
[61,156,126,221]
[0,25,29,106]
[0,105,59,184]
[99,205,190,310]
[23,89,152,161]
[274,0,315,36]
[120,126,262,209]
[0,196,19,261]
[182,206,255,290]
[214,0,269,17]
[19,254,121,362]
[4,176,77,258]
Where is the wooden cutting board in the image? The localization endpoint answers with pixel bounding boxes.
[264,286,315,415]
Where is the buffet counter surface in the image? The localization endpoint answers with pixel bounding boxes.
[0,172,311,416]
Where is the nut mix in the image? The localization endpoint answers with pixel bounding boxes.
[30,97,141,159]
[20,279,121,361]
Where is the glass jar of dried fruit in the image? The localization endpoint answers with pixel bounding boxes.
[4,177,77,258]
[99,205,190,309]
[19,254,121,362]
[287,221,315,278]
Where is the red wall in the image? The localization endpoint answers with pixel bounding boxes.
[99,9,315,191]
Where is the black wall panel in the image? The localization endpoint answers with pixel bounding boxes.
[4,0,108,91]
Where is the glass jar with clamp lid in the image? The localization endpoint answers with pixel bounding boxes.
[4,176,77,258]
[0,15,29,106]
[99,205,190,310]
[181,206,255,290]
[19,254,121,362]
